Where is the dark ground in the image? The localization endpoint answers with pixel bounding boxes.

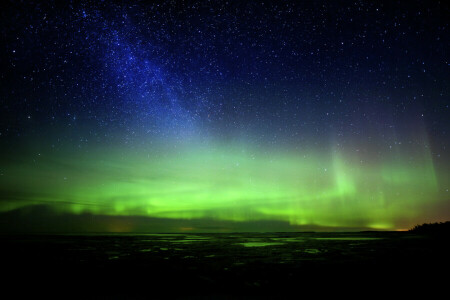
[1,232,449,299]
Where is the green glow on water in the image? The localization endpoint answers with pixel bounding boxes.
[0,141,446,231]
[239,242,285,247]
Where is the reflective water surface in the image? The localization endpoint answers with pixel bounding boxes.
[1,232,447,299]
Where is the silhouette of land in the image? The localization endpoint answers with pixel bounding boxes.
[409,221,450,235]
[1,229,449,299]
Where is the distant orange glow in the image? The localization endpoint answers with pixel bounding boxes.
[107,220,134,232]
[180,227,194,231]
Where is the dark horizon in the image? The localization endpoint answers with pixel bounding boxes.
[3,203,446,234]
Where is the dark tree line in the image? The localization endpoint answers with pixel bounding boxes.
[409,221,450,235]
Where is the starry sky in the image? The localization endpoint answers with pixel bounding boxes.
[0,0,449,232]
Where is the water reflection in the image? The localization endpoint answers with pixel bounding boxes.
[238,242,285,247]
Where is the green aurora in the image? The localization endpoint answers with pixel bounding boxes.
[1,1,449,233]
[1,138,447,232]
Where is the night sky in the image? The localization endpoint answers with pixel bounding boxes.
[0,0,449,232]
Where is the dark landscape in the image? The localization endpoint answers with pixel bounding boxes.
[2,228,449,299]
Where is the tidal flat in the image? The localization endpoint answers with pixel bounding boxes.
[1,232,448,299]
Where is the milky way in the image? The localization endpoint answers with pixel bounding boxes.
[0,1,449,232]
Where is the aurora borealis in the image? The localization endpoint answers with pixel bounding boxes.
[0,1,449,232]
